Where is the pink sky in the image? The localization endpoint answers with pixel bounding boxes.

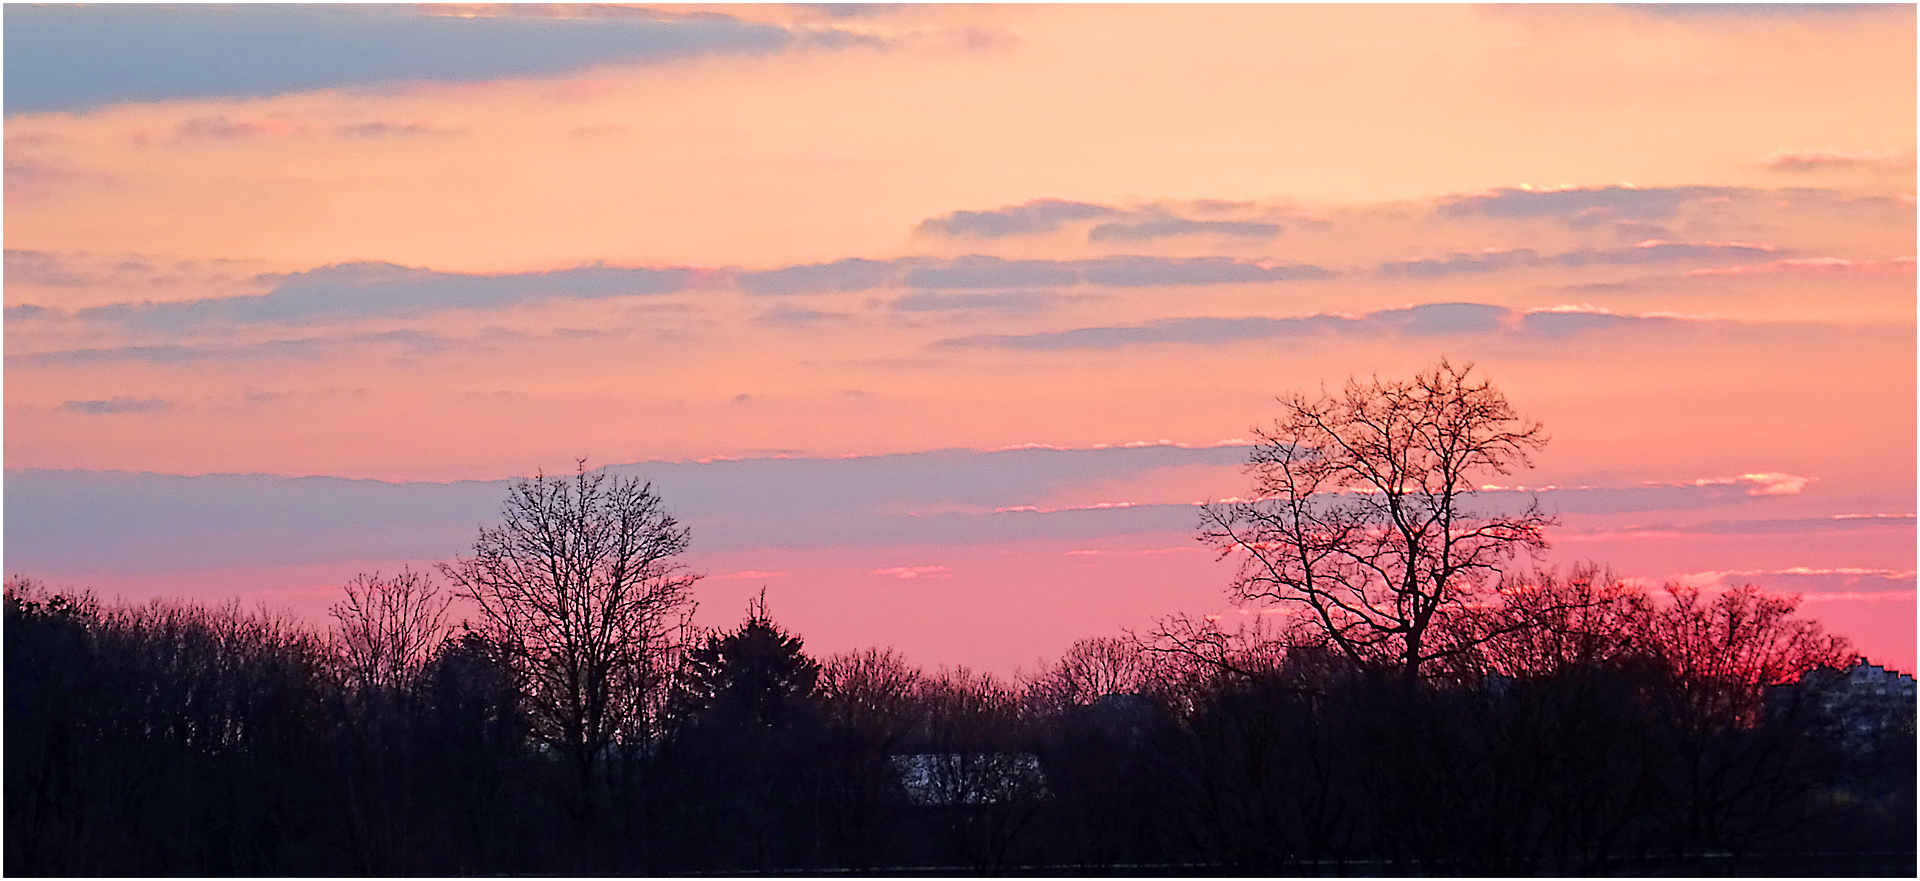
[6,4,1914,674]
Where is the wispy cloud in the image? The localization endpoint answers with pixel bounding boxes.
[1437,185,1733,224]
[753,305,853,326]
[1628,3,1912,19]
[1666,565,1916,601]
[9,330,456,367]
[1666,472,1813,496]
[1077,256,1331,286]
[1761,148,1915,172]
[933,302,1724,350]
[1555,515,1914,541]
[736,258,901,295]
[715,569,789,580]
[916,199,1122,238]
[918,199,1287,244]
[904,257,1082,289]
[871,565,952,579]
[1687,256,1915,277]
[889,290,1068,315]
[73,262,700,330]
[56,396,174,414]
[732,254,1333,294]
[904,255,1333,289]
[1378,240,1778,278]
[1087,216,1282,243]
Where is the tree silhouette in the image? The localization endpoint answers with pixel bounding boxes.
[330,568,450,693]
[672,592,821,732]
[440,464,697,805]
[1200,360,1556,680]
[654,595,824,871]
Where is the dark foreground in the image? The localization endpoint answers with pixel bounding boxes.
[7,587,1913,876]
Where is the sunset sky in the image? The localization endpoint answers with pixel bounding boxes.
[6,3,1915,675]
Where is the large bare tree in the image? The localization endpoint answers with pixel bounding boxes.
[441,465,697,793]
[1200,361,1554,680]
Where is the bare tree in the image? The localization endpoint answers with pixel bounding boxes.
[1200,361,1555,680]
[1028,636,1154,712]
[330,568,451,692]
[440,464,698,795]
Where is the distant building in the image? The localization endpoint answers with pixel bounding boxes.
[1795,660,1917,754]
[889,752,1048,806]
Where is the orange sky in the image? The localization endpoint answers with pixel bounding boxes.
[6,3,1914,674]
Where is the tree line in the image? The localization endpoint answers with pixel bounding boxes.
[6,362,1913,875]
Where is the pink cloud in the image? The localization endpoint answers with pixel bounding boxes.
[994,501,1142,514]
[1632,238,1777,252]
[715,569,789,580]
[1795,591,1918,603]
[1687,256,1916,277]
[1065,546,1201,557]
[1649,471,1813,496]
[1681,566,1918,581]
[870,565,951,579]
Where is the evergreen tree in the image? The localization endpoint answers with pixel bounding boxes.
[673,592,821,731]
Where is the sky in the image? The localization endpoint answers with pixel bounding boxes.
[5,3,1915,676]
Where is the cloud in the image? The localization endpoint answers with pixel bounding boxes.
[736,254,1334,294]
[1552,510,1918,541]
[172,115,301,142]
[904,256,1083,289]
[939,315,1356,350]
[4,250,271,296]
[4,304,59,321]
[919,199,1297,244]
[1629,3,1911,19]
[1076,256,1333,286]
[4,155,111,200]
[1064,546,1202,557]
[4,249,91,286]
[1378,249,1544,278]
[1671,472,1813,496]
[1369,302,1511,335]
[900,255,1334,290]
[1087,217,1282,243]
[1761,149,1915,172]
[890,290,1065,314]
[333,121,460,139]
[56,397,174,414]
[753,305,852,326]
[1517,309,1659,338]
[4,5,824,115]
[716,569,789,580]
[934,301,1731,350]
[8,330,456,368]
[7,445,1862,576]
[1687,256,1915,277]
[871,565,952,579]
[1379,240,1778,278]
[75,261,699,330]
[4,444,1255,570]
[736,258,899,295]
[1667,566,1915,602]
[916,199,1122,238]
[1437,185,1734,224]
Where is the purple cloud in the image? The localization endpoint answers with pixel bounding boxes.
[56,396,174,414]
[916,199,1123,238]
